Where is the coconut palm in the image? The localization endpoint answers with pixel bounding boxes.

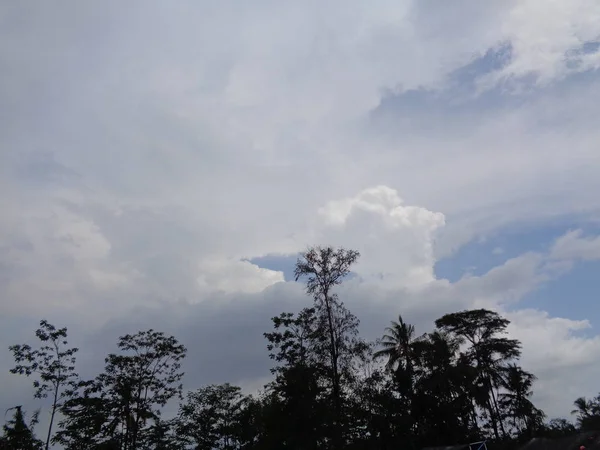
[374,315,418,378]
[499,364,545,436]
[571,395,600,430]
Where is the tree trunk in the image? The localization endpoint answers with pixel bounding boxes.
[487,395,500,440]
[490,383,507,439]
[45,384,60,450]
[323,289,342,450]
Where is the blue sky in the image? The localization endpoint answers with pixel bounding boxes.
[2,1,600,429]
[434,222,600,327]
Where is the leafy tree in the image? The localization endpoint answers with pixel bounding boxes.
[436,309,522,440]
[1,406,43,450]
[294,246,361,449]
[139,417,183,450]
[53,379,117,449]
[8,320,79,450]
[347,366,402,449]
[346,341,410,450]
[176,383,249,450]
[56,329,186,449]
[265,308,324,372]
[411,330,478,446]
[539,418,576,438]
[263,308,328,449]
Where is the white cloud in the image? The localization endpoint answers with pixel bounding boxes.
[493,0,600,84]
[507,309,600,370]
[196,258,284,295]
[505,308,600,417]
[315,186,445,287]
[550,229,600,261]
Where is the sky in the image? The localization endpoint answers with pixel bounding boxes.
[2,0,600,434]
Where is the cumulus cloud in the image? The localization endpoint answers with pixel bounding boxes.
[315,185,445,287]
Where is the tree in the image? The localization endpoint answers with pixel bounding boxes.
[53,379,118,450]
[56,329,186,450]
[498,364,545,437]
[263,308,328,449]
[539,418,576,438]
[139,418,184,450]
[265,308,323,372]
[346,340,411,450]
[294,246,361,449]
[373,315,421,448]
[374,315,419,395]
[436,309,522,440]
[410,330,478,446]
[176,383,249,450]
[571,394,600,431]
[9,320,79,450]
[1,406,43,450]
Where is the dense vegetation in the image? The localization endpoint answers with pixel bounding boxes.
[2,247,596,449]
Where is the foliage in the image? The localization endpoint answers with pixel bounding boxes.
[54,329,186,450]
[176,383,251,450]
[571,394,600,431]
[1,406,43,450]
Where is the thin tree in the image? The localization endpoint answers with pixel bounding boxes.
[294,246,360,449]
[9,320,78,450]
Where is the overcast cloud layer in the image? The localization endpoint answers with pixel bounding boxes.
[2,0,600,426]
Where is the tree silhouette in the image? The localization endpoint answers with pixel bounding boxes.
[294,246,361,449]
[55,329,186,450]
[176,383,249,450]
[571,395,600,431]
[9,320,78,450]
[436,309,521,440]
[1,406,43,450]
[10,248,595,450]
[498,364,545,437]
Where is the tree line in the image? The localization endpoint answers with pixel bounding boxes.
[1,246,597,449]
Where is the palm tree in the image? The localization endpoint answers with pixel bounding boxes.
[499,364,545,436]
[411,331,478,444]
[571,395,600,431]
[374,314,421,445]
[374,315,418,383]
